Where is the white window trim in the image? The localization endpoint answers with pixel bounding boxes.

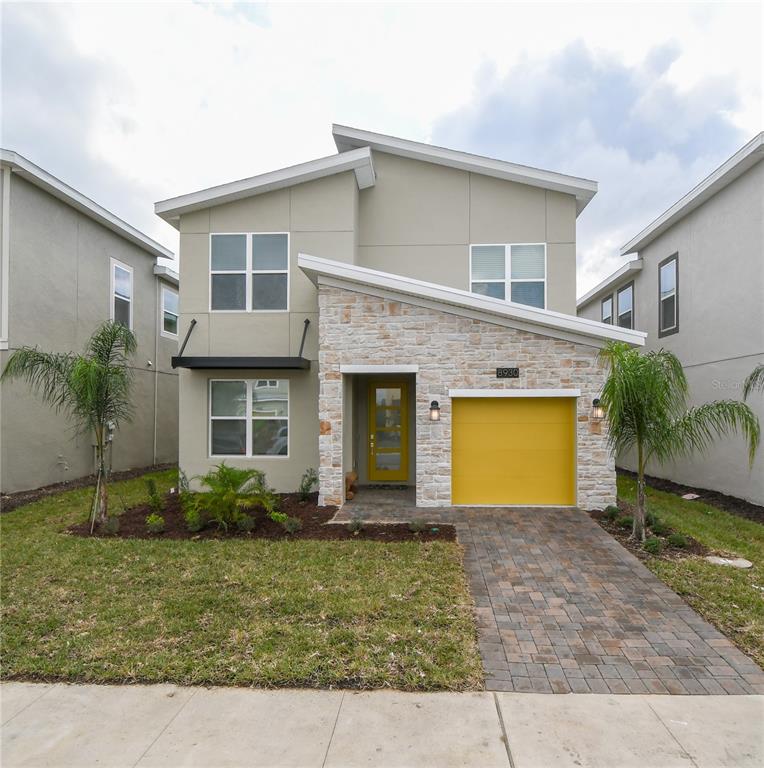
[617,283,634,329]
[601,295,613,324]
[659,256,678,333]
[208,378,290,459]
[110,257,133,329]
[449,388,580,398]
[469,243,547,309]
[160,285,179,339]
[209,232,290,313]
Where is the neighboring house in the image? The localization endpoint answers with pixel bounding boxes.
[577,133,764,505]
[0,150,180,494]
[155,125,643,509]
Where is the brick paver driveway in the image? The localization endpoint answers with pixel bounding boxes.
[337,498,764,694]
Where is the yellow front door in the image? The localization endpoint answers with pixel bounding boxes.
[368,381,408,483]
[452,397,576,505]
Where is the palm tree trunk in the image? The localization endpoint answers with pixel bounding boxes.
[633,443,647,542]
[96,428,109,525]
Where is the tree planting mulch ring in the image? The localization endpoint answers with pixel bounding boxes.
[67,492,456,543]
[590,501,709,562]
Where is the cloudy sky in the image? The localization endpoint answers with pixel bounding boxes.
[2,1,761,294]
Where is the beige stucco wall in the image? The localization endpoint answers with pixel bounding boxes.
[356,153,578,314]
[577,160,764,504]
[317,284,614,509]
[174,172,357,489]
[0,174,178,493]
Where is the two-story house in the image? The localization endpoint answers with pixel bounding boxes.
[577,133,764,505]
[156,126,644,509]
[0,150,180,494]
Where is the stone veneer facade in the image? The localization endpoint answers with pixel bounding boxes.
[317,284,615,509]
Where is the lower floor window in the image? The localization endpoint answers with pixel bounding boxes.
[209,379,289,457]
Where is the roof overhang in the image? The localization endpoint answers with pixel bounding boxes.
[299,253,645,348]
[155,147,375,228]
[0,149,173,261]
[332,124,598,216]
[172,356,310,370]
[153,264,179,287]
[576,258,643,309]
[621,132,764,255]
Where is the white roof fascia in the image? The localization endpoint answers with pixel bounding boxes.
[155,147,375,227]
[0,149,173,261]
[298,253,645,347]
[332,124,598,215]
[576,258,643,309]
[621,132,764,255]
[153,264,179,287]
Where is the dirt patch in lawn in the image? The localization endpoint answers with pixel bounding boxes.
[590,501,710,562]
[2,465,176,514]
[67,492,456,543]
[617,468,764,525]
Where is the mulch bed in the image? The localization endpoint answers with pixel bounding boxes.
[2,464,176,514]
[68,492,456,543]
[590,500,709,563]
[618,468,764,525]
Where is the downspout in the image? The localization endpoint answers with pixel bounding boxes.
[152,278,159,466]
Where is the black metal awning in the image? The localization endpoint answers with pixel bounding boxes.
[171,356,310,370]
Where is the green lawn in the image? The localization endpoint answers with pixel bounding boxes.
[618,474,764,668]
[1,470,482,690]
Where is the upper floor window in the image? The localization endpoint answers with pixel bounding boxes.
[110,258,133,329]
[617,283,634,329]
[161,286,179,338]
[209,378,289,457]
[470,243,546,309]
[659,254,678,336]
[601,296,613,324]
[210,233,289,312]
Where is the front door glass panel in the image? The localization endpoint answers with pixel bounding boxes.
[368,382,408,482]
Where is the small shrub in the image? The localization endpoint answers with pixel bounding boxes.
[651,520,670,536]
[236,514,256,533]
[667,533,688,549]
[643,537,662,555]
[145,513,165,534]
[145,478,164,514]
[298,468,318,502]
[616,515,634,530]
[102,515,120,535]
[408,518,428,534]
[184,505,205,533]
[282,516,303,534]
[178,469,190,494]
[645,511,658,527]
[348,517,365,534]
[604,505,620,521]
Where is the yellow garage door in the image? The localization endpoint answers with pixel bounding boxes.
[452,397,576,506]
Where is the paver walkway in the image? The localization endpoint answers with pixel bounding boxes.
[335,499,764,694]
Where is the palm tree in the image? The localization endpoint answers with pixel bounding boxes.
[744,364,764,400]
[599,342,759,541]
[2,322,137,531]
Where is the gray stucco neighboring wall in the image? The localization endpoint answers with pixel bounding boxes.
[577,160,764,504]
[0,174,178,493]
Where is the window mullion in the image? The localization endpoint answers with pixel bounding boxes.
[246,236,252,312]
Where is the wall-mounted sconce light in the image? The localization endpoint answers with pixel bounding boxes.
[429,400,441,421]
[592,397,605,420]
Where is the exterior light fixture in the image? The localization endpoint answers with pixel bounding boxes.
[429,400,441,421]
[592,397,605,421]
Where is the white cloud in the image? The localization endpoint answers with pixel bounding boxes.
[2,1,760,288]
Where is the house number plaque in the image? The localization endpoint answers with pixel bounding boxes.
[496,367,520,378]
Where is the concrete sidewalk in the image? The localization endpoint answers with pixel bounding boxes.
[1,683,762,767]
